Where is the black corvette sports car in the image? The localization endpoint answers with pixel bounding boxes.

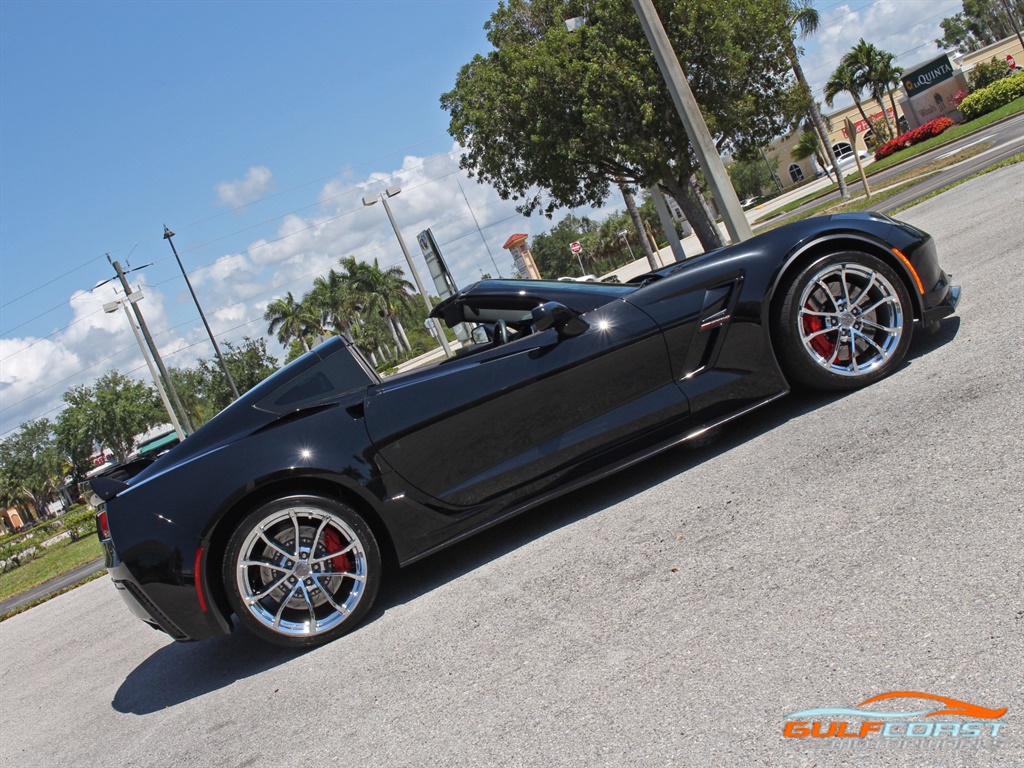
[92,212,959,648]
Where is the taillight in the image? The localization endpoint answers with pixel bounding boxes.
[96,508,111,540]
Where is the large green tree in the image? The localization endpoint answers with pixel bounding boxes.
[441,0,798,252]
[0,419,67,520]
[937,0,1024,53]
[88,371,163,462]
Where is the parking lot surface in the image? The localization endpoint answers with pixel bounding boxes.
[1,166,1021,767]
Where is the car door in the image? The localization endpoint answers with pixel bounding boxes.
[362,298,689,509]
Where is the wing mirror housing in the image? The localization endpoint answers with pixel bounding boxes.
[531,302,589,339]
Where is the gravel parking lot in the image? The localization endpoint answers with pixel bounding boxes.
[1,165,1021,768]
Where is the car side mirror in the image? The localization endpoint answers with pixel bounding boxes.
[531,302,589,339]
[471,325,490,345]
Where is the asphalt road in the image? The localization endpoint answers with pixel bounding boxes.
[1,166,1021,767]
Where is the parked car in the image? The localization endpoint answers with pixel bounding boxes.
[816,150,871,177]
[93,212,960,649]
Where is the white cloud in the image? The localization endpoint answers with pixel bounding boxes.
[801,0,963,110]
[216,165,275,208]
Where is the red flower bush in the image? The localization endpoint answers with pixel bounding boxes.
[874,117,955,160]
[949,89,971,108]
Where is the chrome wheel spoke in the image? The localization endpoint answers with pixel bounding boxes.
[853,273,877,308]
[859,317,898,333]
[257,531,293,561]
[859,295,897,316]
[272,583,301,630]
[804,326,837,342]
[245,574,290,605]
[799,308,840,319]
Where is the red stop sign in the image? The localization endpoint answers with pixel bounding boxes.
[1008,54,1017,69]
[570,241,582,254]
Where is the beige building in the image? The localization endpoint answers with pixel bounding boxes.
[766,35,1024,189]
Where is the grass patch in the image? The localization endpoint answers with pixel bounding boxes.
[0,536,103,604]
[0,570,105,621]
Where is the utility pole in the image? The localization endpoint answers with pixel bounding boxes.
[163,226,239,399]
[112,260,194,433]
[629,0,753,244]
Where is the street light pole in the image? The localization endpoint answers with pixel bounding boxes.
[104,293,186,441]
[617,229,636,262]
[629,0,753,244]
[363,186,453,359]
[163,226,240,399]
[111,260,193,433]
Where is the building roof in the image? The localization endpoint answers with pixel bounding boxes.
[502,233,528,249]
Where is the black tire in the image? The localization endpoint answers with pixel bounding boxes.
[774,251,913,391]
[223,494,381,648]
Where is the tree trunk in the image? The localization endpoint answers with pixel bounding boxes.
[875,95,895,140]
[888,89,902,137]
[384,316,403,353]
[790,47,849,199]
[659,178,723,252]
[392,316,412,353]
[617,181,660,270]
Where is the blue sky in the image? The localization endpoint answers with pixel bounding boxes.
[0,0,962,435]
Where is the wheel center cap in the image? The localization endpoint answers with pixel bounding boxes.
[294,561,312,579]
[839,311,856,328]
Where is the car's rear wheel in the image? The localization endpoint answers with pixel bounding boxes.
[775,251,913,391]
[224,495,381,648]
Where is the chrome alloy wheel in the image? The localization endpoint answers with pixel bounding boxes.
[797,263,905,377]
[234,505,369,639]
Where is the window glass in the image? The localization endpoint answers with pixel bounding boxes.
[258,346,374,413]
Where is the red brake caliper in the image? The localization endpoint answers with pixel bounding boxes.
[803,303,836,359]
[322,528,353,573]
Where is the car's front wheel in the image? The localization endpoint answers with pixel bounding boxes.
[775,251,913,391]
[224,495,381,648]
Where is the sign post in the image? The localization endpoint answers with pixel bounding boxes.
[569,241,585,276]
[844,117,871,200]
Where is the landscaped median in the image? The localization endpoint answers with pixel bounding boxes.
[752,93,1024,228]
[0,506,104,617]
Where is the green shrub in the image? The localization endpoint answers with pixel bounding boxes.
[62,507,98,541]
[968,57,1013,91]
[960,73,1024,121]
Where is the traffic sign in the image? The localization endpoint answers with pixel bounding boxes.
[1008,54,1017,70]
[570,241,582,254]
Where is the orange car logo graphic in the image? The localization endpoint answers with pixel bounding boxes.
[787,691,1007,721]
[783,691,1007,740]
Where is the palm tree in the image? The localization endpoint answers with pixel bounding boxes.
[339,256,415,355]
[784,0,849,198]
[791,130,832,181]
[264,292,319,353]
[841,40,898,140]
[824,63,874,134]
[870,49,903,137]
[308,268,354,338]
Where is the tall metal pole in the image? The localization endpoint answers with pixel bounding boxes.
[163,226,239,399]
[630,0,753,244]
[112,260,193,433]
[118,299,186,441]
[377,193,454,359]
